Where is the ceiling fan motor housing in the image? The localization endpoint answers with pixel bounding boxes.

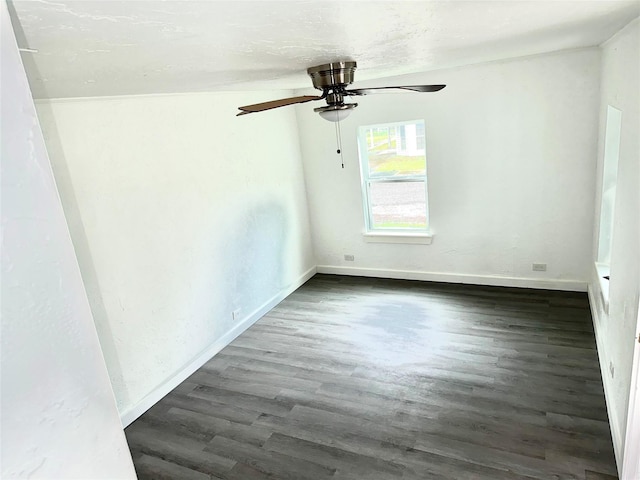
[307,61,357,90]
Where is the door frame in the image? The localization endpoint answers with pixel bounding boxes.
[621,297,640,479]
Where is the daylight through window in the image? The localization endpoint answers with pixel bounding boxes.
[357,120,429,232]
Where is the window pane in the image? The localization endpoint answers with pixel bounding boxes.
[363,122,426,179]
[369,181,427,229]
[416,123,425,150]
[359,120,429,232]
[597,105,622,265]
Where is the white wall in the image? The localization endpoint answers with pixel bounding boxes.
[35,91,315,423]
[298,49,601,291]
[588,18,640,470]
[0,1,136,477]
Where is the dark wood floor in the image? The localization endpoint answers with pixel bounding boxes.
[125,274,618,480]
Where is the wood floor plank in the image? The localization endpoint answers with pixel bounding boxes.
[263,432,406,479]
[205,435,336,480]
[126,423,236,477]
[125,274,618,479]
[132,454,221,480]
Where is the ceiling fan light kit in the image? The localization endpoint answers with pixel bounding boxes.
[236,61,446,121]
[315,104,357,122]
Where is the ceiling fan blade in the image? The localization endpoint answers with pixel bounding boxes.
[237,95,323,115]
[346,85,446,95]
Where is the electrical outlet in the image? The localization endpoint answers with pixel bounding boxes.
[532,263,547,272]
[344,254,355,261]
[609,361,615,378]
[232,309,241,321]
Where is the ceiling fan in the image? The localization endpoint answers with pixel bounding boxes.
[236,61,445,121]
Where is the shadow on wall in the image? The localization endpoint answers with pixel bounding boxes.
[33,104,292,412]
[33,106,132,411]
[222,201,289,332]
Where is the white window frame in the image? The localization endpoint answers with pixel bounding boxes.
[357,120,432,244]
[596,105,622,312]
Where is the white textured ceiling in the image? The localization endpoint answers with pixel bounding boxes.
[8,0,640,99]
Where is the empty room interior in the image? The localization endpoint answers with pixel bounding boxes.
[2,0,640,479]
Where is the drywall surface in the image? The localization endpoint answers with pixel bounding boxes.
[298,48,600,290]
[35,91,314,419]
[589,18,639,468]
[0,1,136,477]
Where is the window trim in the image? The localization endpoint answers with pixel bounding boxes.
[357,119,430,236]
[363,231,433,244]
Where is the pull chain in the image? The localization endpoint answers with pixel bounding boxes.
[334,118,344,168]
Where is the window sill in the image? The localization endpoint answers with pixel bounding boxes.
[362,231,433,245]
[596,262,610,314]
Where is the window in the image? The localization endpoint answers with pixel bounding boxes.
[596,105,622,310]
[357,120,429,234]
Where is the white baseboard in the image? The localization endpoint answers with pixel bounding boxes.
[316,265,587,292]
[119,265,317,427]
[588,280,623,475]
